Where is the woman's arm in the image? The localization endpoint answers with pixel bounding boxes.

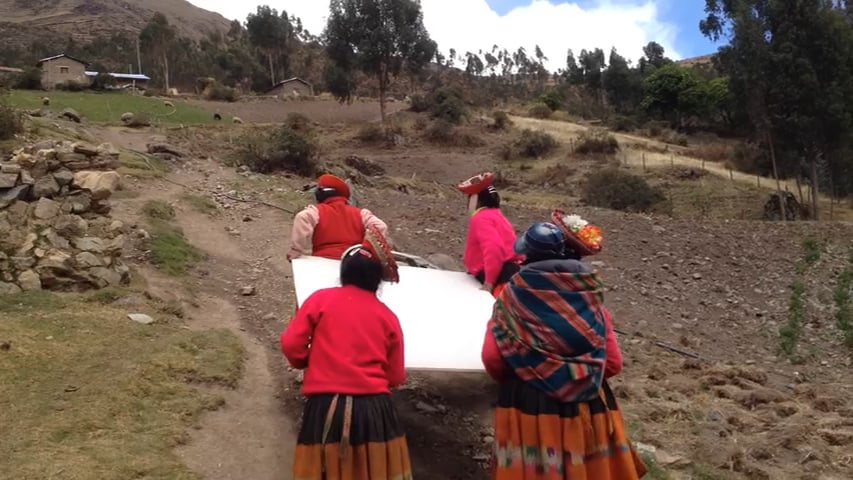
[386,313,406,388]
[287,206,319,260]
[481,322,507,381]
[472,215,504,286]
[603,308,623,378]
[280,296,318,369]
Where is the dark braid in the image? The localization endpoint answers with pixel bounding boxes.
[477,185,500,209]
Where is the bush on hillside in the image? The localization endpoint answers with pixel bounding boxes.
[14,67,43,90]
[0,89,23,141]
[515,128,558,158]
[575,130,620,155]
[355,122,403,145]
[408,94,430,113]
[236,125,318,176]
[423,119,484,147]
[539,89,563,111]
[90,73,116,91]
[284,112,312,131]
[582,167,665,212]
[491,110,511,130]
[56,80,87,92]
[608,115,637,132]
[428,87,467,124]
[204,83,238,102]
[528,103,552,119]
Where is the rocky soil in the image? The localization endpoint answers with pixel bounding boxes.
[4,110,852,480]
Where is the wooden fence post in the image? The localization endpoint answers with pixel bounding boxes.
[642,153,647,172]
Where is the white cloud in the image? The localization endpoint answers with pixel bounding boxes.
[189,0,681,72]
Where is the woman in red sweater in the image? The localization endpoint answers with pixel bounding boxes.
[287,173,389,261]
[281,225,411,480]
[456,173,522,297]
[481,214,647,480]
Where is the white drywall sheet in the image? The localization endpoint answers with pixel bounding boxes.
[292,256,494,372]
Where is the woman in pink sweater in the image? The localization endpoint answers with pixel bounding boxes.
[457,173,522,297]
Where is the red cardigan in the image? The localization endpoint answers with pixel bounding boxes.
[481,306,623,382]
[280,285,406,395]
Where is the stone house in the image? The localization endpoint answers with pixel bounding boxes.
[37,54,89,89]
[265,77,314,98]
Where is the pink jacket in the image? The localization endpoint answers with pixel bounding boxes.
[481,307,624,382]
[463,208,519,285]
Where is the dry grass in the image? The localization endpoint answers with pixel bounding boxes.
[0,291,244,479]
[685,143,735,163]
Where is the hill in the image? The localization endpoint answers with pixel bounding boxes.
[0,0,231,47]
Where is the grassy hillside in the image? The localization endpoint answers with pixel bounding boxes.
[11,90,223,125]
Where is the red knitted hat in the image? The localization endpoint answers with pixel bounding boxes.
[317,174,351,199]
[456,172,494,196]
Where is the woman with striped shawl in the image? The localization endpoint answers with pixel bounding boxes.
[481,213,647,480]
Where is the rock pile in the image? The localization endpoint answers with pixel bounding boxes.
[0,140,129,294]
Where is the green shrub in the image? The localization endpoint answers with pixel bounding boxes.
[142,200,176,221]
[609,115,637,132]
[89,73,116,91]
[528,103,552,119]
[14,67,43,90]
[575,130,620,155]
[56,80,87,92]
[582,167,666,212]
[0,89,23,141]
[204,83,238,102]
[236,126,318,176]
[408,94,430,113]
[284,112,312,131]
[515,128,558,158]
[428,87,467,124]
[491,111,511,130]
[539,89,563,111]
[425,119,455,143]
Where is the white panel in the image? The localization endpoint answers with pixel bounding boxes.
[291,256,494,372]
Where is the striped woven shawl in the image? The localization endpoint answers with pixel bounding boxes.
[490,265,607,402]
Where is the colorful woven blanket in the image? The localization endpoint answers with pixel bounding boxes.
[490,267,607,402]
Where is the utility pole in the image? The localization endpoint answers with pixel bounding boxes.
[136,37,142,75]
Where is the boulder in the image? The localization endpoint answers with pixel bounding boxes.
[0,185,31,209]
[17,270,42,291]
[120,112,134,123]
[146,143,184,157]
[52,168,74,186]
[53,215,88,238]
[73,237,105,254]
[19,170,34,185]
[16,232,37,255]
[0,282,22,295]
[10,256,36,270]
[88,267,121,287]
[43,229,70,249]
[75,252,102,268]
[32,198,60,220]
[72,171,120,200]
[0,163,21,174]
[72,142,99,156]
[67,191,92,214]
[97,143,119,157]
[32,174,60,199]
[61,108,81,123]
[0,172,18,189]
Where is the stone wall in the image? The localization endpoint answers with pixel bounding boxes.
[0,140,130,294]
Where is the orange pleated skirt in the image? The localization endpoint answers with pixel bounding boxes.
[491,378,647,480]
[293,393,413,480]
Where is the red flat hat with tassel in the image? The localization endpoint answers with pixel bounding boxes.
[455,172,494,196]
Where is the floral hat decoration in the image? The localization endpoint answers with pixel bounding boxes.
[550,209,603,257]
[362,224,399,283]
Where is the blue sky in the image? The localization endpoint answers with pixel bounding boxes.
[195,0,727,69]
[485,0,723,58]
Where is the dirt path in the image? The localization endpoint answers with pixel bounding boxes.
[510,115,819,197]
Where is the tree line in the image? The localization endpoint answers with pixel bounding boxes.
[2,0,851,208]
